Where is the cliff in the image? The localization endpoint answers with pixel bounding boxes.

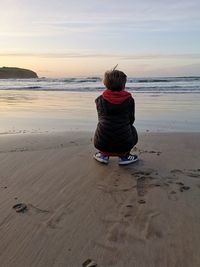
[0,67,38,79]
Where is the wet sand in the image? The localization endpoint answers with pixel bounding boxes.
[1,90,200,133]
[0,132,200,267]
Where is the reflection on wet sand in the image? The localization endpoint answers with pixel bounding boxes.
[0,90,200,134]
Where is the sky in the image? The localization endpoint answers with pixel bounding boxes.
[0,0,200,77]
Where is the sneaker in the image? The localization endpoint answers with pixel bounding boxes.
[118,154,138,165]
[93,152,109,164]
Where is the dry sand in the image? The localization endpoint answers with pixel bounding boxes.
[0,132,200,267]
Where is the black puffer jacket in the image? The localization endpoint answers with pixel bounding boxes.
[94,94,138,153]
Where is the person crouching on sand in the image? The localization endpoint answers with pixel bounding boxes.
[93,68,138,165]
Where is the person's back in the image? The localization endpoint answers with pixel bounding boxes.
[93,69,138,165]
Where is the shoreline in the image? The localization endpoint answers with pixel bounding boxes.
[0,132,200,266]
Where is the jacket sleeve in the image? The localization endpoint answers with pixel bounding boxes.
[129,97,135,124]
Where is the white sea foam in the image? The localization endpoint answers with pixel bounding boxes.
[0,77,200,93]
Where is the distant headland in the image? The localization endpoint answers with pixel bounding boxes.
[0,67,38,79]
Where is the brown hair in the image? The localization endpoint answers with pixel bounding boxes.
[103,69,127,91]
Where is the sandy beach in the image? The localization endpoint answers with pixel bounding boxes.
[0,131,200,267]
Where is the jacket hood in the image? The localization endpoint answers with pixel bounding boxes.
[102,89,131,104]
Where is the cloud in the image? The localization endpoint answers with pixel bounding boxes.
[32,4,200,34]
[1,0,200,36]
[1,52,200,60]
[149,63,200,76]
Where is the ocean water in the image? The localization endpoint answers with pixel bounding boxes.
[0,76,200,134]
[0,76,200,94]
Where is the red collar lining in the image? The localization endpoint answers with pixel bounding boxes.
[102,89,131,104]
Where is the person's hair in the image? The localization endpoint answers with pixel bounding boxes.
[103,69,127,91]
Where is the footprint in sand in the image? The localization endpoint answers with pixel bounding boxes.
[167,191,178,201]
[46,211,66,229]
[179,186,190,192]
[98,197,162,267]
[131,169,154,177]
[105,192,161,244]
[138,149,162,156]
[170,169,183,174]
[44,203,72,229]
[171,168,200,178]
[107,208,161,243]
[93,240,120,266]
[186,171,200,178]
[97,184,135,194]
[138,199,146,204]
[136,176,149,197]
